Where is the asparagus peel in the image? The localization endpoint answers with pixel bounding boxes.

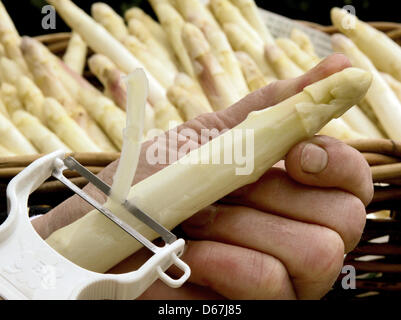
[46,67,372,272]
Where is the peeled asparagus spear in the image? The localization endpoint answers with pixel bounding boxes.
[341,105,385,139]
[182,23,240,111]
[174,0,249,98]
[332,33,401,140]
[47,67,372,273]
[12,110,72,153]
[276,38,320,71]
[43,97,101,153]
[63,32,87,75]
[331,7,401,81]
[235,51,269,91]
[0,112,37,155]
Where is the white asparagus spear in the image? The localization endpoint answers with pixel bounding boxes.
[332,33,401,140]
[127,18,178,74]
[290,28,320,59]
[331,7,401,81]
[341,106,385,139]
[123,35,175,88]
[380,72,401,102]
[0,22,31,77]
[12,110,72,153]
[222,23,276,78]
[88,54,156,133]
[0,144,15,156]
[276,38,320,71]
[0,1,19,36]
[182,22,240,110]
[124,7,175,59]
[229,0,275,45]
[319,118,367,141]
[43,97,102,153]
[210,0,264,46]
[149,1,196,78]
[0,56,24,85]
[63,32,87,75]
[16,76,45,123]
[174,0,249,97]
[22,39,117,152]
[0,95,9,118]
[46,0,170,109]
[1,82,23,115]
[47,68,372,272]
[0,112,37,155]
[167,85,213,121]
[91,2,129,42]
[235,51,270,92]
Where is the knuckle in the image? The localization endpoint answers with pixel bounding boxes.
[343,196,367,251]
[303,228,345,281]
[248,251,289,299]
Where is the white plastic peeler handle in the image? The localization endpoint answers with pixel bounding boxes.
[0,151,190,300]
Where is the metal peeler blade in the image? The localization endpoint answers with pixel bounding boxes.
[51,156,177,253]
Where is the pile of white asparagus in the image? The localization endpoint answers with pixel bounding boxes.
[1,0,401,158]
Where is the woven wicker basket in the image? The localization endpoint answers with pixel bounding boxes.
[1,20,401,300]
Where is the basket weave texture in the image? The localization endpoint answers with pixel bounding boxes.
[2,21,401,299]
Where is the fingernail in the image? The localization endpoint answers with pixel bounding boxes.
[301,143,328,173]
[184,205,218,228]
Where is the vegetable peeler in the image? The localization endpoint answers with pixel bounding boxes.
[0,151,190,300]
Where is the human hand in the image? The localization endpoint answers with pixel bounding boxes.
[33,54,372,300]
